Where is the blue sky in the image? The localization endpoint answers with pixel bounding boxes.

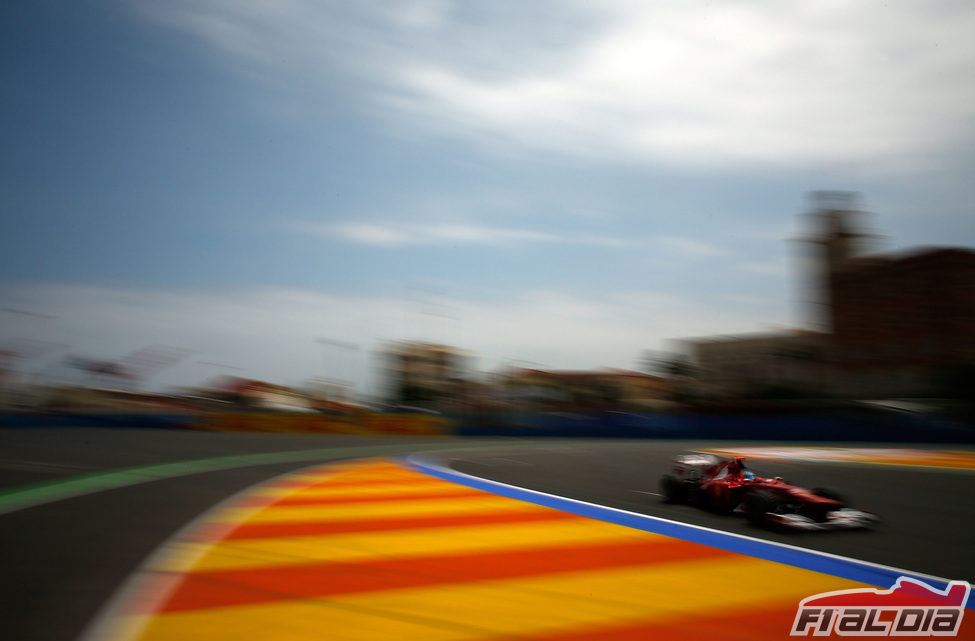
[2,1,974,394]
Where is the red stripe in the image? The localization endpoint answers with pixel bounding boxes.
[150,538,733,613]
[195,508,582,541]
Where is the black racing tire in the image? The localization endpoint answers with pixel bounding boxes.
[812,487,846,504]
[744,489,781,526]
[684,482,704,507]
[660,474,686,504]
[808,487,847,522]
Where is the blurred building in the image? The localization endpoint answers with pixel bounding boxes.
[812,194,975,397]
[206,376,315,411]
[379,341,474,409]
[501,367,673,410]
[305,378,355,404]
[678,192,975,400]
[683,330,829,399]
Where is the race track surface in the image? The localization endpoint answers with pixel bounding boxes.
[1,428,973,641]
[438,440,975,582]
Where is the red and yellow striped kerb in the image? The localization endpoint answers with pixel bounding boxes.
[88,458,951,641]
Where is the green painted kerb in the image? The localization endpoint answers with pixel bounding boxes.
[0,441,485,516]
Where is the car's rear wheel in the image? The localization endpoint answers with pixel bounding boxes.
[660,475,686,503]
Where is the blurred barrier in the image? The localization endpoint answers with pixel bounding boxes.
[456,411,975,443]
[0,411,451,435]
[454,409,974,443]
[198,412,451,436]
[0,413,197,429]
[1,409,972,443]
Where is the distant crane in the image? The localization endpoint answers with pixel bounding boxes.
[0,338,63,379]
[66,344,195,390]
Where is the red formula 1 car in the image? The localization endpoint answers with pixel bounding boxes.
[659,453,877,530]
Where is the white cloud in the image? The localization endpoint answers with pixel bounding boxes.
[296,218,736,253]
[656,237,727,258]
[294,219,634,248]
[427,223,557,244]
[327,223,414,247]
[312,221,557,247]
[148,1,975,169]
[391,2,975,168]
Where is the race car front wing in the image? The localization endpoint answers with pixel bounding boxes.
[764,508,879,531]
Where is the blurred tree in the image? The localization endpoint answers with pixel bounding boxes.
[641,350,694,378]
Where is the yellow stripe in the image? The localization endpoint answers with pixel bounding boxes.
[212,495,552,524]
[155,518,665,572]
[122,555,865,641]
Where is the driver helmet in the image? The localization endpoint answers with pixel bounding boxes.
[743,470,756,481]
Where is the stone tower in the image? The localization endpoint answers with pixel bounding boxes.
[803,191,873,332]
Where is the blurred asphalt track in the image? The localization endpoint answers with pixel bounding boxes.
[0,428,973,641]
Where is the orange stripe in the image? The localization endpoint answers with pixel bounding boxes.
[207,507,581,541]
[530,602,975,641]
[474,603,802,641]
[151,538,734,613]
[236,486,490,507]
[487,599,975,641]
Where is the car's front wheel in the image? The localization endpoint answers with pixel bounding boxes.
[744,489,782,526]
[812,487,846,503]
